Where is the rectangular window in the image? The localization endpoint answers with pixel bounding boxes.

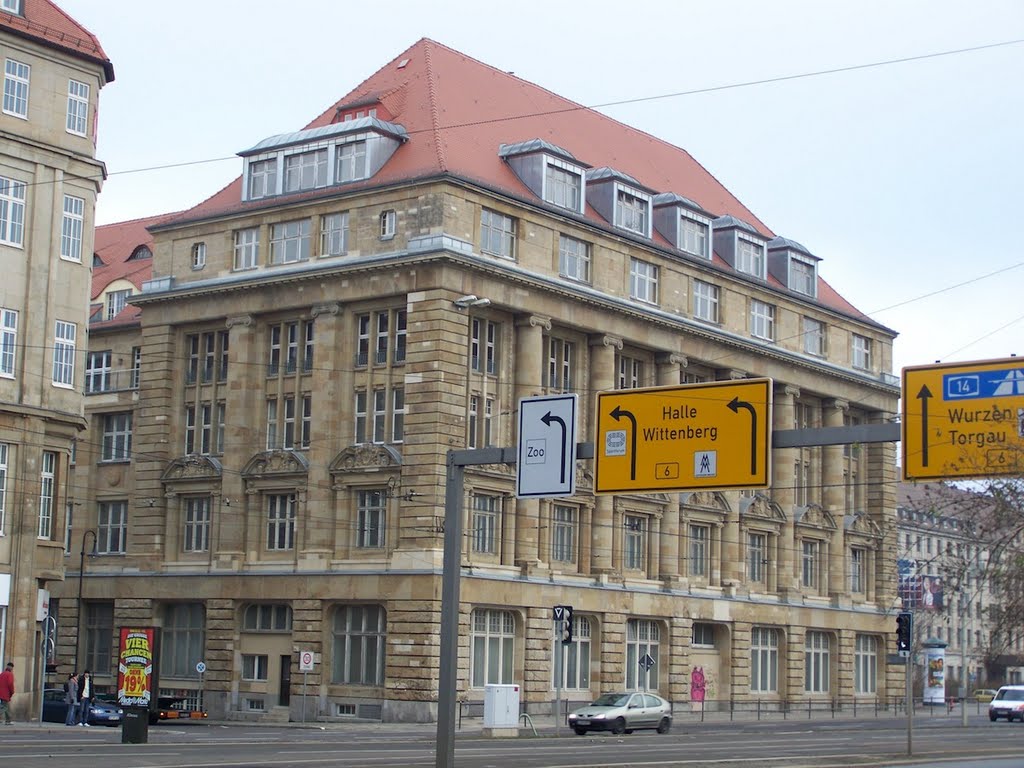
[101,413,132,461]
[3,58,29,118]
[854,634,878,694]
[379,209,396,239]
[0,175,26,246]
[750,627,778,693]
[98,499,127,553]
[791,258,816,295]
[191,242,206,269]
[544,336,573,392]
[38,450,56,539]
[630,258,658,304]
[266,494,296,551]
[850,547,865,593]
[852,334,871,370]
[375,313,388,364]
[0,308,15,376]
[544,164,582,211]
[242,654,269,681]
[60,195,85,262]
[284,149,327,192]
[615,189,648,235]
[332,604,385,686]
[624,514,645,570]
[557,615,591,690]
[470,608,515,687]
[750,300,775,341]
[551,504,576,563]
[480,208,515,259]
[372,388,386,444]
[468,395,478,449]
[803,317,825,356]
[805,631,831,693]
[270,219,311,264]
[184,497,211,553]
[356,489,386,548]
[558,234,590,283]
[617,355,642,389]
[391,387,405,443]
[689,524,709,577]
[0,443,7,534]
[320,212,349,256]
[625,619,659,691]
[0,1,21,15]
[680,215,709,258]
[247,158,277,199]
[84,603,114,675]
[52,320,76,386]
[693,280,719,323]
[470,318,499,375]
[234,228,259,270]
[802,539,819,589]
[354,391,367,443]
[471,494,499,554]
[748,532,766,583]
[737,238,765,277]
[106,289,131,320]
[692,623,715,647]
[335,140,367,182]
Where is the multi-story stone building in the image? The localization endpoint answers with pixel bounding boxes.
[0,0,112,717]
[63,39,902,722]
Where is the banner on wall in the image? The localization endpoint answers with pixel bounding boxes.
[117,627,156,708]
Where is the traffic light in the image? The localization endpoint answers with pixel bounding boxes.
[560,606,574,645]
[896,611,913,653]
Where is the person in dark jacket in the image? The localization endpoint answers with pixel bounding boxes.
[78,669,92,726]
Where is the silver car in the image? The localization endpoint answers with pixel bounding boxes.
[989,685,1024,721]
[568,692,672,735]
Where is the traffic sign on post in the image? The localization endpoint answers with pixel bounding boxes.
[594,379,772,493]
[902,357,1024,481]
[517,394,578,498]
[298,649,315,672]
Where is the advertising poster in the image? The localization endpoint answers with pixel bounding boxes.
[117,627,156,708]
[924,646,946,705]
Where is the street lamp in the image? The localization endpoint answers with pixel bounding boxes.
[74,530,98,674]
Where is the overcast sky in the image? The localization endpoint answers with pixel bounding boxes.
[59,0,1024,376]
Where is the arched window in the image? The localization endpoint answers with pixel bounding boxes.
[470,608,514,687]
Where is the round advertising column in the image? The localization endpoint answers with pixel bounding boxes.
[921,636,948,707]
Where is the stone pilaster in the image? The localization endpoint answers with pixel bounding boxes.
[773,384,799,594]
[823,399,848,598]
[513,314,549,568]
[588,334,621,574]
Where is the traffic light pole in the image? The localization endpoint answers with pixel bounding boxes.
[906,652,913,756]
[553,619,562,737]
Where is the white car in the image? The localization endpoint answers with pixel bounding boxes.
[988,685,1024,721]
[567,692,672,735]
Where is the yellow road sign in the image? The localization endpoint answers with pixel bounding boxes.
[594,379,773,494]
[902,357,1024,481]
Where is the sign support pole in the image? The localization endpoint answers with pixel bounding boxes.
[906,653,913,756]
[553,619,562,736]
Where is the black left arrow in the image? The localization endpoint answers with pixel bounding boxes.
[727,396,759,475]
[541,410,568,484]
[610,405,638,481]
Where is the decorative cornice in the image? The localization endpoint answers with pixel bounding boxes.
[329,444,403,472]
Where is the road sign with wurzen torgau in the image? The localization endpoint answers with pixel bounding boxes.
[594,379,773,494]
[902,357,1024,481]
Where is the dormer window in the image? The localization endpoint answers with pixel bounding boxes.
[249,159,278,200]
[544,162,582,212]
[737,237,765,277]
[653,193,713,259]
[284,149,327,193]
[336,140,367,182]
[0,0,22,14]
[616,188,649,235]
[790,258,816,296]
[767,238,821,298]
[680,214,710,259]
[106,289,132,320]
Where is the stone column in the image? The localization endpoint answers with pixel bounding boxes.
[306,303,341,555]
[773,384,799,594]
[823,399,848,598]
[220,314,256,563]
[589,334,621,574]
[513,314,549,570]
[656,353,685,583]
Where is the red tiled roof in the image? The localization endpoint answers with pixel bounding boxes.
[0,0,114,82]
[92,211,181,304]
[174,38,876,325]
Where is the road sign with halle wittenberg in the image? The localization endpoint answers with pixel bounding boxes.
[902,357,1024,481]
[594,379,772,494]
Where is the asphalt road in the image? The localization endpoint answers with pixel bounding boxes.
[4,715,1021,768]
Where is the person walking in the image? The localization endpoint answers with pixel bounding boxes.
[64,672,79,726]
[0,662,15,725]
[78,669,92,726]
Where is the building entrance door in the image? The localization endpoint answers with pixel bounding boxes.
[279,654,291,707]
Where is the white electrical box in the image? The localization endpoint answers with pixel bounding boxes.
[483,683,520,728]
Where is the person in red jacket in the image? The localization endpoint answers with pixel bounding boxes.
[0,662,15,725]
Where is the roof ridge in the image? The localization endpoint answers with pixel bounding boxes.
[97,210,184,229]
[422,40,447,172]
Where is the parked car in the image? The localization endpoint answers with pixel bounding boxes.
[150,696,208,725]
[988,685,1024,721]
[567,692,672,735]
[974,688,998,703]
[41,688,123,726]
